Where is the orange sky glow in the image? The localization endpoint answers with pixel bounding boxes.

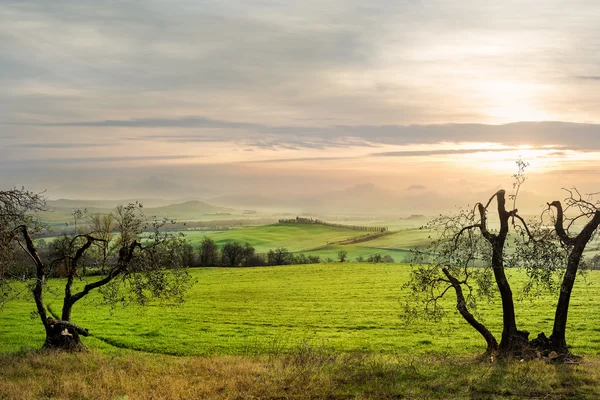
[1,1,599,214]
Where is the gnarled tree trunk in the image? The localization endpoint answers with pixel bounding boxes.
[478,190,526,354]
[20,226,90,351]
[548,202,600,353]
[43,318,89,351]
[442,268,498,353]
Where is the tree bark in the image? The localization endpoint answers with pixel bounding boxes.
[19,226,51,337]
[19,226,90,350]
[478,190,522,353]
[43,319,88,351]
[549,204,600,352]
[442,268,498,353]
[62,235,97,322]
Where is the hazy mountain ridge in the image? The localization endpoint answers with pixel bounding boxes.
[206,183,445,216]
[41,199,235,223]
[145,201,233,218]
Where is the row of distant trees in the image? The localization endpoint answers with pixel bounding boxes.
[22,236,396,277]
[199,239,396,267]
[198,238,321,267]
[279,217,388,232]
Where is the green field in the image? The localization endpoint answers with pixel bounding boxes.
[3,263,600,357]
[183,222,432,262]
[184,223,372,252]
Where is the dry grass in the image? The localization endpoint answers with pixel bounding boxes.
[2,347,600,399]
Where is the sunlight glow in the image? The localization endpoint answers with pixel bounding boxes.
[473,81,555,122]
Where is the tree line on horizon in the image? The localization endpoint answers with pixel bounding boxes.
[197,237,322,267]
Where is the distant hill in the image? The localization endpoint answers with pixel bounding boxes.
[145,201,233,218]
[207,195,290,210]
[208,183,443,216]
[40,199,234,224]
[47,198,170,209]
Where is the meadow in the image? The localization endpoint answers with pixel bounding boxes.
[183,222,432,261]
[4,263,600,398]
[4,263,600,356]
[6,218,600,398]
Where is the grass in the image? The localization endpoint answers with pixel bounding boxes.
[182,222,432,262]
[4,264,600,357]
[2,349,600,399]
[183,223,376,252]
[4,264,600,398]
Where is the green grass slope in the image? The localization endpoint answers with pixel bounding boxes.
[301,228,432,261]
[3,264,600,357]
[184,223,373,252]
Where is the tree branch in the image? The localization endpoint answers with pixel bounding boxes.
[70,240,141,304]
[16,225,49,328]
[509,212,534,242]
[453,224,482,248]
[547,201,575,246]
[477,203,494,242]
[442,267,498,353]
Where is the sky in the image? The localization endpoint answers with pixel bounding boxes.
[1,0,600,213]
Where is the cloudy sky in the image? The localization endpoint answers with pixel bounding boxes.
[1,0,600,211]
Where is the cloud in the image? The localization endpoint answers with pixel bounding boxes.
[2,0,600,203]
[241,156,359,164]
[3,0,600,128]
[42,117,257,129]
[371,148,516,157]
[546,167,600,176]
[406,185,427,191]
[540,151,568,158]
[3,154,199,167]
[16,118,600,151]
[12,143,109,149]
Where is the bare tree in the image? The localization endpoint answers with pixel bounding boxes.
[406,160,600,358]
[545,189,600,352]
[405,161,534,355]
[405,190,531,355]
[2,195,192,351]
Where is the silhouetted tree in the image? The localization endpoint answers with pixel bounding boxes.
[87,213,114,274]
[405,188,534,354]
[405,161,600,358]
[545,189,600,352]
